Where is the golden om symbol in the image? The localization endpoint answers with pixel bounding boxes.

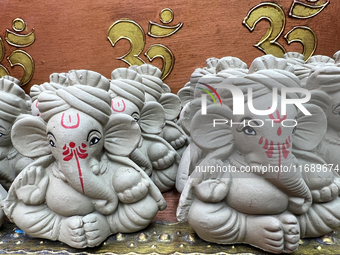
[243,3,287,58]
[289,0,329,19]
[0,18,35,86]
[107,8,182,80]
[243,1,328,61]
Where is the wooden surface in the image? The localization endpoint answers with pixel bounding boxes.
[154,189,180,222]
[0,0,339,94]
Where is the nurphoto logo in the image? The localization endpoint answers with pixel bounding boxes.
[199,82,311,116]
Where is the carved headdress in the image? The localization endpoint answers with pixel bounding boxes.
[38,70,112,126]
[0,78,29,123]
[30,73,69,102]
[216,55,301,108]
[134,64,163,101]
[110,68,145,111]
[306,65,340,94]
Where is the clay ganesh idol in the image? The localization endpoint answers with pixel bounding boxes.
[0,77,33,227]
[305,65,340,169]
[177,55,340,254]
[0,77,33,190]
[1,70,166,248]
[133,64,189,156]
[110,68,180,192]
[176,56,249,192]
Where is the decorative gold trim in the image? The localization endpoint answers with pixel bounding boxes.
[5,29,36,48]
[7,49,35,86]
[243,2,286,57]
[0,37,9,77]
[148,21,183,38]
[145,44,175,80]
[0,18,35,85]
[6,18,36,47]
[11,18,26,32]
[160,8,174,24]
[285,26,317,61]
[107,11,179,80]
[107,19,146,66]
[289,0,330,19]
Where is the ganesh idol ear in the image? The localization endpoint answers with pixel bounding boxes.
[104,114,141,156]
[293,104,327,151]
[158,93,181,121]
[191,104,233,153]
[308,90,331,113]
[177,85,193,107]
[139,101,165,134]
[11,114,50,158]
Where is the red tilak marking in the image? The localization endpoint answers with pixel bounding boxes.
[282,143,289,159]
[63,154,73,161]
[61,113,80,129]
[268,109,287,123]
[76,148,88,159]
[265,140,274,158]
[35,101,40,116]
[278,143,281,178]
[62,147,70,156]
[111,99,126,112]
[81,143,86,148]
[277,127,282,136]
[63,143,74,161]
[268,109,287,137]
[259,136,264,144]
[263,135,291,178]
[74,151,85,194]
[78,147,86,153]
[62,143,88,194]
[263,139,269,149]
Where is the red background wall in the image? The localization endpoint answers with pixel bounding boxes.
[0,0,338,94]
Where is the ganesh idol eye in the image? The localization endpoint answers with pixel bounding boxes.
[87,130,102,146]
[90,137,100,145]
[131,112,140,122]
[236,118,257,136]
[332,104,340,115]
[292,117,297,134]
[292,126,297,134]
[47,132,56,148]
[0,126,10,139]
[242,126,257,135]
